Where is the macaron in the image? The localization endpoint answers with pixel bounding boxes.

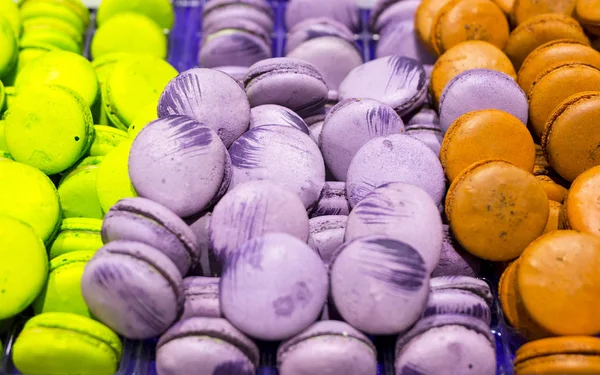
[528,62,600,139]
[407,104,440,126]
[81,240,184,339]
[345,182,443,272]
[156,317,259,375]
[517,39,600,95]
[0,215,48,320]
[446,160,549,261]
[511,0,577,25]
[430,0,509,55]
[12,312,123,375]
[345,133,446,208]
[429,276,494,306]
[57,156,104,219]
[19,0,91,30]
[415,0,453,53]
[19,27,80,54]
[543,200,563,233]
[244,58,329,119]
[181,277,221,320]
[307,215,347,265]
[504,14,590,70]
[330,235,430,335]
[277,321,378,375]
[518,230,600,335]
[89,125,128,156]
[95,138,137,213]
[564,165,600,236]
[202,0,274,34]
[128,116,228,218]
[319,98,405,181]
[19,0,86,34]
[103,55,178,130]
[430,40,516,108]
[0,0,21,36]
[339,56,428,119]
[220,233,328,341]
[4,85,94,175]
[91,13,168,59]
[394,315,496,375]
[440,109,535,182]
[48,218,103,259]
[199,19,272,69]
[438,69,528,131]
[229,125,326,209]
[96,0,174,30]
[0,160,61,243]
[33,250,95,317]
[432,225,481,277]
[0,14,18,80]
[286,18,355,55]
[576,0,600,36]
[127,101,159,138]
[541,91,600,182]
[2,41,55,86]
[157,68,251,147]
[213,65,249,82]
[424,288,491,325]
[102,197,200,276]
[405,125,444,156]
[285,0,360,32]
[209,180,309,263]
[514,336,600,374]
[22,16,83,46]
[249,104,310,134]
[310,181,350,218]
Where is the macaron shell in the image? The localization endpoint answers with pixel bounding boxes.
[535,175,568,203]
[285,0,360,32]
[249,104,309,134]
[565,165,600,236]
[310,181,350,218]
[0,16,18,79]
[307,215,347,265]
[96,139,137,213]
[515,354,600,374]
[414,0,453,53]
[203,0,274,34]
[516,336,600,365]
[423,289,491,324]
[20,1,85,33]
[49,221,103,259]
[181,277,221,319]
[0,0,21,36]
[431,225,481,277]
[287,18,355,54]
[96,0,174,30]
[58,162,104,220]
[576,0,600,36]
[429,276,493,305]
[199,28,272,69]
[511,0,577,26]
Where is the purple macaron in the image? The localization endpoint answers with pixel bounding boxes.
[394,315,496,375]
[157,68,251,147]
[439,68,528,131]
[330,235,430,335]
[430,276,494,306]
[319,98,405,181]
[81,241,184,339]
[220,233,329,341]
[202,0,274,34]
[244,58,329,118]
[405,125,444,156]
[249,104,310,134]
[307,215,347,265]
[339,56,428,119]
[423,288,491,325]
[285,18,356,55]
[128,116,228,218]
[181,276,221,320]
[209,180,310,262]
[432,225,481,278]
[277,321,378,375]
[229,125,326,209]
[156,317,260,375]
[310,181,350,218]
[199,19,272,69]
[345,133,446,207]
[189,212,222,277]
[213,66,250,83]
[407,104,440,127]
[285,0,360,32]
[102,197,200,276]
[345,182,443,273]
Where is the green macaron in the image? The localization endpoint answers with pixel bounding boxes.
[1,85,16,115]
[91,52,136,125]
[0,15,19,81]
[91,13,168,60]
[103,55,177,130]
[0,0,22,37]
[12,312,123,375]
[22,16,83,45]
[2,42,56,86]
[57,156,104,219]
[20,28,80,53]
[34,250,95,317]
[48,218,103,259]
[19,0,90,29]
[90,125,128,156]
[15,50,99,107]
[20,0,85,34]
[128,102,158,138]
[0,159,61,243]
[4,85,94,174]
[96,138,137,212]
[97,0,174,30]
[0,215,49,320]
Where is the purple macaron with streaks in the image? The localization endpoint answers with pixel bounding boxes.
[432,225,481,278]
[310,181,350,218]
[430,276,494,307]
[213,66,250,83]
[285,18,356,55]
[209,180,310,263]
[307,215,347,266]
[438,68,528,132]
[345,133,446,208]
[339,56,428,119]
[249,104,310,134]
[158,68,251,147]
[156,317,259,375]
[394,315,496,375]
[202,0,274,34]
[345,182,443,273]
[319,98,405,181]
[180,276,221,320]
[423,288,491,325]
[128,116,229,218]
[285,0,360,32]
[244,58,329,119]
[220,233,329,341]
[81,241,184,339]
[330,235,430,335]
[228,125,326,209]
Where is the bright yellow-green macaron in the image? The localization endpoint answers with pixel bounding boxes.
[20,28,80,53]
[97,0,174,30]
[0,15,19,80]
[90,125,127,156]
[0,159,61,242]
[19,0,90,29]
[4,85,94,175]
[0,215,49,320]
[128,102,158,139]
[0,0,22,37]
[57,156,104,219]
[91,12,168,60]
[2,42,56,86]
[20,0,85,34]
[96,138,137,212]
[48,218,103,259]
[15,50,99,107]
[22,16,83,45]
